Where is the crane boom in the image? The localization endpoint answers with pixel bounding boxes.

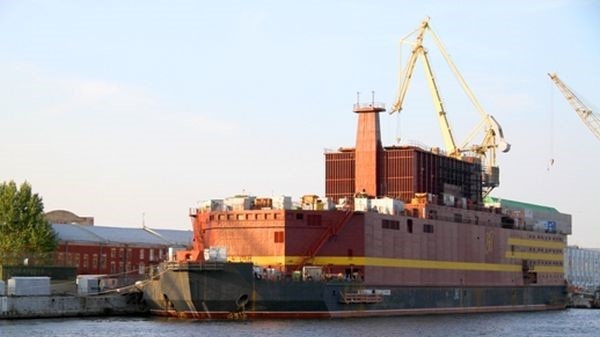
[391,18,510,194]
[548,73,600,141]
[391,18,458,156]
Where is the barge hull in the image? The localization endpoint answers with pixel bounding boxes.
[143,263,566,319]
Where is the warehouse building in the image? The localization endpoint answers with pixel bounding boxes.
[45,210,192,277]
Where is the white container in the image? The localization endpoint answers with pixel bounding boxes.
[354,197,371,212]
[272,196,292,210]
[371,197,404,215]
[77,276,100,295]
[199,199,224,212]
[7,277,50,296]
[216,247,227,262]
[225,196,255,211]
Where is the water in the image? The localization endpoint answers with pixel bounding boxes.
[1,309,598,337]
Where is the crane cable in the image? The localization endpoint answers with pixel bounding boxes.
[548,77,555,171]
[395,40,403,144]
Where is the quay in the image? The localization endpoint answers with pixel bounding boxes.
[0,292,146,319]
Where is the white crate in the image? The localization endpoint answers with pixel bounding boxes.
[7,277,50,296]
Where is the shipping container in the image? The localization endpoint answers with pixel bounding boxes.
[77,276,101,295]
[7,277,50,296]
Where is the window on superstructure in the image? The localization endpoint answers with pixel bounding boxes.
[274,231,284,243]
[423,224,434,233]
[382,219,399,230]
[407,219,413,233]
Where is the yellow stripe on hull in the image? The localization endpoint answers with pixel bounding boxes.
[505,251,564,261]
[507,238,565,249]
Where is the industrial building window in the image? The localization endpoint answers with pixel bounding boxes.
[83,254,89,269]
[140,249,145,260]
[382,219,400,230]
[407,219,413,233]
[92,254,98,269]
[423,224,434,233]
[100,254,107,269]
[111,248,116,259]
[274,231,284,243]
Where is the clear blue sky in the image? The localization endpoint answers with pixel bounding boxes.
[1,1,598,247]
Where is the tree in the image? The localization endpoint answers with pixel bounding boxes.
[0,180,58,265]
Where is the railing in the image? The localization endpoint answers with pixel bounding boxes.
[353,102,386,110]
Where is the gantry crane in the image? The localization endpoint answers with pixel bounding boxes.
[548,73,600,141]
[391,17,510,193]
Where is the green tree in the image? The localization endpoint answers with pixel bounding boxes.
[0,180,58,265]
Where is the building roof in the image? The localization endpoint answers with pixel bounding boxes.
[52,223,192,247]
[484,196,559,213]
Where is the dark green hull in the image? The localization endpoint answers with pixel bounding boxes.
[143,262,567,319]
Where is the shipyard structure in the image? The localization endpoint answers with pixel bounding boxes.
[142,19,572,319]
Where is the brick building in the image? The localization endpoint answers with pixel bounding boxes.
[52,223,192,276]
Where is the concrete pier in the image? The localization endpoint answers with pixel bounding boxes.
[0,293,147,319]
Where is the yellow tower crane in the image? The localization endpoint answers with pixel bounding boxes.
[391,17,510,194]
[548,73,600,141]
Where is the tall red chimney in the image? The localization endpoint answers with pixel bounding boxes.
[353,101,385,197]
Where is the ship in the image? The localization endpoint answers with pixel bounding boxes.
[141,19,571,319]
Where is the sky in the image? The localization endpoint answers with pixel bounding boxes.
[1,1,599,247]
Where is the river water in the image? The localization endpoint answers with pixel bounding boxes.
[1,309,598,337]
